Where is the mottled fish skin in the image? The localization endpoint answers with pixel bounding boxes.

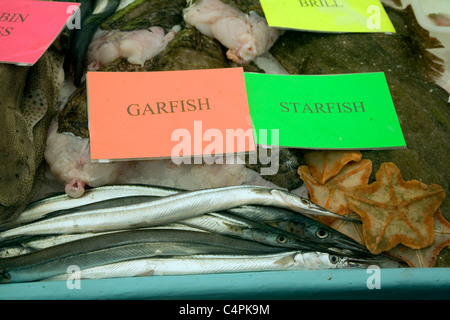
[244,147,305,190]
[100,0,186,32]
[0,229,284,283]
[0,48,65,224]
[151,26,228,71]
[57,82,90,139]
[0,223,207,258]
[0,64,30,209]
[0,186,356,240]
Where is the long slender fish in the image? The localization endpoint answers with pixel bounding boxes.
[0,229,284,283]
[178,212,344,254]
[0,186,356,240]
[0,222,204,258]
[0,184,180,230]
[45,250,405,281]
[227,205,369,256]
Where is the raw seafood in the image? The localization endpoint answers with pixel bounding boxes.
[345,162,446,255]
[45,250,404,281]
[0,48,65,224]
[302,151,363,185]
[100,0,186,32]
[389,210,450,267]
[45,119,133,198]
[270,5,450,220]
[0,229,284,283]
[0,185,354,240]
[298,159,373,219]
[87,26,180,70]
[183,0,282,64]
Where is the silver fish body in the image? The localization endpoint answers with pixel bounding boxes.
[0,229,284,283]
[0,184,180,230]
[0,222,206,259]
[45,250,404,281]
[227,205,370,256]
[178,212,343,254]
[0,185,353,240]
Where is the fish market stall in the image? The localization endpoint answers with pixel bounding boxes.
[0,0,449,300]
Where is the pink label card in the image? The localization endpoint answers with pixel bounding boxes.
[0,0,79,65]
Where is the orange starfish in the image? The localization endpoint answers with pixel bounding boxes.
[298,159,372,223]
[389,210,450,267]
[345,162,446,255]
[303,150,362,184]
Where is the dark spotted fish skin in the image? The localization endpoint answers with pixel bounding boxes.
[100,0,186,32]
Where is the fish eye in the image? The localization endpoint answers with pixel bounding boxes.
[277,234,288,244]
[316,228,329,239]
[301,198,310,205]
[329,255,340,264]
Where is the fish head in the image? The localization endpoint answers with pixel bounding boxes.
[270,189,360,223]
[301,222,373,257]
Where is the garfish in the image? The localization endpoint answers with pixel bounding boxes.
[0,184,180,230]
[0,223,207,258]
[178,212,347,255]
[0,186,358,240]
[0,229,284,283]
[45,250,406,281]
[227,205,371,256]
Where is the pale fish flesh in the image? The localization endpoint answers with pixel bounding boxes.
[183,0,282,64]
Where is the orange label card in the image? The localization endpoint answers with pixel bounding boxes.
[87,68,255,162]
[0,0,79,65]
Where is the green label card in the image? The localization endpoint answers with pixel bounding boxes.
[244,72,406,150]
[260,0,396,33]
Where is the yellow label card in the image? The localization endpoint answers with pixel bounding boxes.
[260,0,396,33]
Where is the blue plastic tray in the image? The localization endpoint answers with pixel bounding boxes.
[1,268,449,300]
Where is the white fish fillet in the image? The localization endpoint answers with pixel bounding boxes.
[45,117,279,198]
[183,0,282,64]
[87,25,180,69]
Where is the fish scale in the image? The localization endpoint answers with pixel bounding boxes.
[0,229,285,283]
[0,185,356,240]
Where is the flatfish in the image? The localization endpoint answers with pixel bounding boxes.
[0,48,65,223]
